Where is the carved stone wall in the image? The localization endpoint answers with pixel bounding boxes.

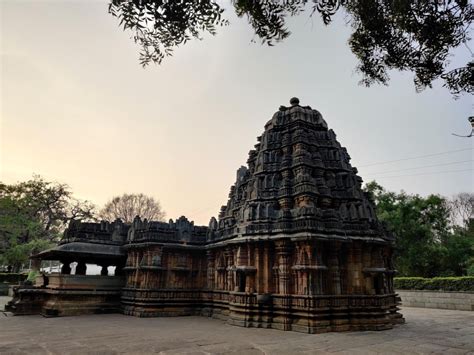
[19,99,403,333]
[120,99,403,332]
[121,237,402,332]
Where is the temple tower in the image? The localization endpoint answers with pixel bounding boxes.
[207,97,403,332]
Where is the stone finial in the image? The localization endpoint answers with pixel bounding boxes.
[290,97,300,106]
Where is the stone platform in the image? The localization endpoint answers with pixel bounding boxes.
[1,298,472,354]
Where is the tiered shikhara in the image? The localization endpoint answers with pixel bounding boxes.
[120,98,404,332]
[12,98,403,332]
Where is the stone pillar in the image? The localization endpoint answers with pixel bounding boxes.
[350,242,364,294]
[372,246,384,294]
[385,248,395,293]
[328,242,341,295]
[100,265,109,276]
[216,252,224,290]
[76,261,87,275]
[263,243,270,294]
[115,261,125,276]
[247,244,255,293]
[372,246,383,268]
[61,261,71,275]
[207,250,215,290]
[363,245,373,294]
[312,242,324,295]
[134,251,141,287]
[254,243,261,293]
[225,248,234,291]
[275,239,292,331]
[275,240,291,295]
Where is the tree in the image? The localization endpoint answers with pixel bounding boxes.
[99,193,166,223]
[108,0,474,96]
[441,224,473,276]
[0,175,95,271]
[0,196,47,271]
[364,181,473,277]
[448,192,474,227]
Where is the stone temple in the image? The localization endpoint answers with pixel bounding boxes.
[7,98,404,333]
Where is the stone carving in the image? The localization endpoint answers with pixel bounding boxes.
[15,98,403,334]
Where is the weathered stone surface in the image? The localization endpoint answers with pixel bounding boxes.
[6,219,129,317]
[210,99,391,243]
[8,99,403,333]
[6,275,125,316]
[122,98,403,331]
[398,290,474,311]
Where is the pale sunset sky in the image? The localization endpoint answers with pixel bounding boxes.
[1,1,473,225]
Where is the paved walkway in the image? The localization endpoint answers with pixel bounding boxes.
[0,296,473,354]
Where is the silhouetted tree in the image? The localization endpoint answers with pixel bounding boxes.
[109,0,473,96]
[100,193,166,223]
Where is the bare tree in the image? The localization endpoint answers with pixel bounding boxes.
[99,193,166,223]
[449,193,474,228]
[68,199,96,223]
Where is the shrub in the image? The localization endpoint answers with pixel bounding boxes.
[467,259,474,276]
[0,273,28,284]
[394,276,474,292]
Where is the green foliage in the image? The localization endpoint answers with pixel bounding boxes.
[394,276,474,292]
[26,270,40,282]
[0,175,95,271]
[467,261,474,276]
[345,0,473,95]
[108,0,473,96]
[108,0,229,66]
[364,182,474,277]
[0,194,49,269]
[439,226,474,276]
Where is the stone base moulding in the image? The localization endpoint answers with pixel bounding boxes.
[121,289,404,333]
[5,274,125,316]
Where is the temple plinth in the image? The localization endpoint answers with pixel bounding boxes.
[7,99,404,332]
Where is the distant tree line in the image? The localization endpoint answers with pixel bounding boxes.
[365,181,474,277]
[1,175,472,276]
